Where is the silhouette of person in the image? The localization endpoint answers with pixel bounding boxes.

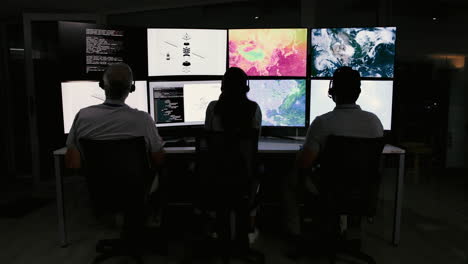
[205,67,261,132]
[202,67,263,244]
[65,63,165,226]
[283,66,384,242]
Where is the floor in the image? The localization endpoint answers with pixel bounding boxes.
[0,168,467,264]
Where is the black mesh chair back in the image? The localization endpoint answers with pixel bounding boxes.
[197,129,259,205]
[80,137,150,218]
[319,135,384,217]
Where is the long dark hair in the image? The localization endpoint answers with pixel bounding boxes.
[214,67,257,130]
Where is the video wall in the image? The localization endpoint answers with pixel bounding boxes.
[58,22,396,133]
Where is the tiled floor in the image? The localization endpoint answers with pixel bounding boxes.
[0,168,467,264]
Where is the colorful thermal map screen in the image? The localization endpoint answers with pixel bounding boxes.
[229,29,307,77]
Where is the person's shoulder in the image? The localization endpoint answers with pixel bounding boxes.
[76,104,104,116]
[317,110,335,120]
[207,100,218,110]
[360,109,382,122]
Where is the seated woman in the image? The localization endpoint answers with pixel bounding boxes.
[203,67,262,244]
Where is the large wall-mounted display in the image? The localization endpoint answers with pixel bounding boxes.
[309,80,393,130]
[58,22,148,81]
[229,28,307,77]
[311,27,396,78]
[248,79,306,127]
[147,28,227,76]
[61,81,148,133]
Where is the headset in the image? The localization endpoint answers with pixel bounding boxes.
[328,79,335,99]
[98,66,135,93]
[244,78,250,93]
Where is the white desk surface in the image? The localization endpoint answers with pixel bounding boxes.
[54,139,405,156]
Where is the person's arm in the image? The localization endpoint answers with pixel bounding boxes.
[296,147,319,169]
[146,113,166,168]
[297,117,324,169]
[204,101,215,131]
[65,147,81,169]
[65,113,81,169]
[254,104,262,136]
[150,150,165,168]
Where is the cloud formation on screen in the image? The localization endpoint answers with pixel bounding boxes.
[229,29,307,77]
[311,27,396,78]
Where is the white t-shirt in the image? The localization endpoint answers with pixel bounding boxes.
[304,104,383,153]
[204,100,262,131]
[67,99,164,153]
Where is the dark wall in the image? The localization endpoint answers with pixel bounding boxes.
[108,0,302,28]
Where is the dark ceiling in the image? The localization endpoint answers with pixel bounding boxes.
[2,0,468,21]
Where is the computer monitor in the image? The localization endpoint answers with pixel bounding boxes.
[149,80,222,127]
[311,27,396,78]
[248,79,306,127]
[147,28,227,76]
[58,21,147,81]
[229,28,307,77]
[61,81,148,133]
[309,79,393,130]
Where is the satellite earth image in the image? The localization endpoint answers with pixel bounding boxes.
[311,27,396,78]
[248,79,306,127]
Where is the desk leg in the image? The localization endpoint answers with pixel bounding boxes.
[393,153,405,246]
[54,155,68,247]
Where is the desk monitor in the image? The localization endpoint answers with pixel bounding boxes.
[309,79,393,130]
[248,79,306,127]
[229,28,307,77]
[149,80,222,127]
[311,27,396,78]
[61,81,148,133]
[147,28,227,76]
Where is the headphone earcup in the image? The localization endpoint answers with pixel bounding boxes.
[99,80,105,90]
[328,87,334,97]
[130,84,135,93]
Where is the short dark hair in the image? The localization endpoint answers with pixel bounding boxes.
[102,63,133,100]
[332,66,361,103]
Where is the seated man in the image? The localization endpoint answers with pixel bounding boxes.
[65,63,165,224]
[283,66,384,239]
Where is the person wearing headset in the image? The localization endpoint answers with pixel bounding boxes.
[65,63,166,229]
[204,67,262,132]
[65,63,165,169]
[283,66,383,248]
[202,67,263,244]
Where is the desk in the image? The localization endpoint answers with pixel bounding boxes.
[53,139,405,247]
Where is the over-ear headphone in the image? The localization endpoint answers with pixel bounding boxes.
[243,78,250,93]
[328,79,335,99]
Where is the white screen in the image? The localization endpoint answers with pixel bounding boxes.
[149,81,222,127]
[310,80,393,130]
[147,28,227,76]
[61,81,148,133]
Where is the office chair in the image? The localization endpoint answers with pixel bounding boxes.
[80,137,153,264]
[188,129,265,264]
[309,135,384,264]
